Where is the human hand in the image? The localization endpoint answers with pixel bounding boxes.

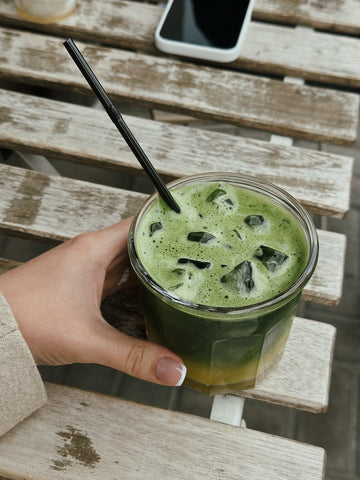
[0,218,186,387]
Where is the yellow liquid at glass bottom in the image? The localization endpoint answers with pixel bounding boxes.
[15,4,76,23]
[148,318,292,395]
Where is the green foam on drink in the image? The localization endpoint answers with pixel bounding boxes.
[136,181,308,307]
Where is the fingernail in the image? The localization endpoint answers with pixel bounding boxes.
[155,357,187,386]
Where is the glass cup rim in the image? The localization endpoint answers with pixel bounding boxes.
[128,172,319,316]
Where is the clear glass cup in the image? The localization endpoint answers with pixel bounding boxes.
[15,0,76,23]
[128,173,319,394]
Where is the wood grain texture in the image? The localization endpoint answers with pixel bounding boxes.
[0,89,353,218]
[0,383,325,479]
[306,230,346,306]
[0,163,146,242]
[0,27,358,145]
[238,22,360,88]
[254,0,360,35]
[0,1,358,87]
[0,163,346,306]
[239,317,335,411]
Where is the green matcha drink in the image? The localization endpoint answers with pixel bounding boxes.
[129,173,318,394]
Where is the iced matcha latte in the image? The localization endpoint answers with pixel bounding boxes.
[129,173,318,393]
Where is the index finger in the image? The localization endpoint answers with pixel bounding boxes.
[95,217,134,264]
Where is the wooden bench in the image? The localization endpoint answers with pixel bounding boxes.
[0,0,359,477]
[0,157,340,479]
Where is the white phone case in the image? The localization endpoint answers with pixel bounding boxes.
[155,0,255,63]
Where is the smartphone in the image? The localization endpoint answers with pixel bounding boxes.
[155,0,255,63]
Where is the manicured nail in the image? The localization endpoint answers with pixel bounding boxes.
[155,357,187,386]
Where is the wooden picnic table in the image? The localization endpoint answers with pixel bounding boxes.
[0,0,358,478]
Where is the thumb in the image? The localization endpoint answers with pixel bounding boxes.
[85,321,187,387]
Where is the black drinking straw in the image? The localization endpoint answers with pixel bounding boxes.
[63,38,181,214]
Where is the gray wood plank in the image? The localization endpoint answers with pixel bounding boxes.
[0,383,326,479]
[0,27,358,145]
[239,316,335,412]
[0,164,346,306]
[254,0,360,35]
[0,1,358,87]
[239,22,360,88]
[0,164,145,242]
[0,89,353,219]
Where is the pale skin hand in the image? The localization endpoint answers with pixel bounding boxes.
[0,218,186,387]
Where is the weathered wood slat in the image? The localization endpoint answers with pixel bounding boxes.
[0,27,358,145]
[308,230,346,307]
[0,89,353,218]
[0,164,346,306]
[0,1,358,87]
[0,164,146,242]
[0,383,326,479]
[254,0,360,35]
[239,316,335,411]
[0,258,336,412]
[239,23,360,88]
